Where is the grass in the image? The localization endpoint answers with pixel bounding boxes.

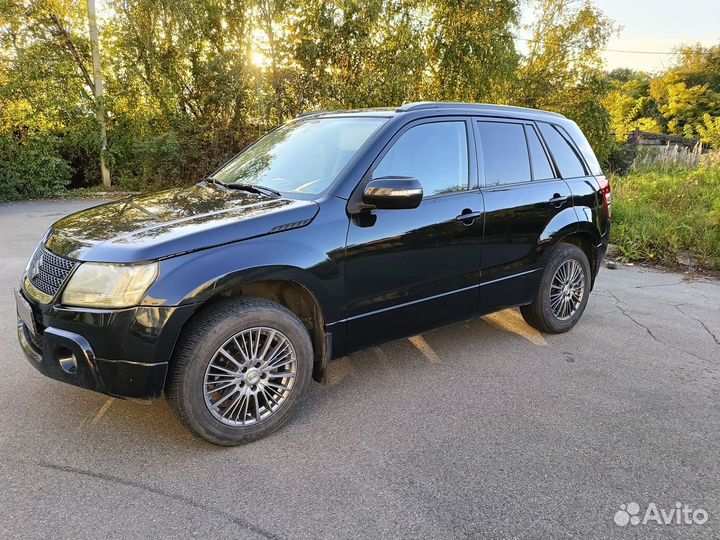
[611,146,720,270]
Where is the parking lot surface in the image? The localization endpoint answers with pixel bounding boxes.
[1,199,719,539]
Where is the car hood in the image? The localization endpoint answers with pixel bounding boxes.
[45,184,319,262]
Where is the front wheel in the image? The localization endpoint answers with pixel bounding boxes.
[520,243,591,334]
[166,298,313,445]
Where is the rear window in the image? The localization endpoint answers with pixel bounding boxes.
[538,123,587,178]
[477,122,531,185]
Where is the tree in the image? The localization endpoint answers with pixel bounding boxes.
[1,0,625,200]
[603,74,661,141]
[106,0,254,187]
[86,0,111,186]
[0,0,95,198]
[696,113,720,149]
[605,45,720,144]
[423,0,519,102]
[513,0,616,163]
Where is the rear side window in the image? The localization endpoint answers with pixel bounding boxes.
[538,123,587,178]
[562,121,603,175]
[373,121,468,196]
[525,125,555,180]
[477,122,531,185]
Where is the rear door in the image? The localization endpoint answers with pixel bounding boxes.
[537,121,607,238]
[474,118,575,313]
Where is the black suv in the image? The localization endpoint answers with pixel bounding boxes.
[15,102,610,444]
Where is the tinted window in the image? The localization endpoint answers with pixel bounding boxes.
[538,123,587,178]
[477,122,531,185]
[563,122,603,175]
[525,125,555,180]
[373,121,468,196]
[214,117,387,194]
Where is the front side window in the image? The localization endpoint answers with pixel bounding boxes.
[213,117,387,195]
[373,121,469,197]
[477,121,531,185]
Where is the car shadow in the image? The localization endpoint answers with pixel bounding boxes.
[23,308,548,453]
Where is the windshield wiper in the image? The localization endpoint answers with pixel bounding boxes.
[203,177,229,188]
[203,178,281,198]
[236,183,282,198]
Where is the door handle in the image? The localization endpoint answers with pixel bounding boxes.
[549,194,569,207]
[456,209,482,225]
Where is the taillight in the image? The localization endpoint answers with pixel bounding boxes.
[597,175,611,219]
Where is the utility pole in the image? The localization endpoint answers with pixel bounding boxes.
[86,0,111,187]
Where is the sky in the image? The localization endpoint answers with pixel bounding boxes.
[579,0,719,73]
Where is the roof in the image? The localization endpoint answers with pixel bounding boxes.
[295,107,396,118]
[395,101,565,118]
[296,102,565,120]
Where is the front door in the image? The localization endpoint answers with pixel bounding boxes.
[344,118,484,353]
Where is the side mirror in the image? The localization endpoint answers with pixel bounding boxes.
[362,177,423,210]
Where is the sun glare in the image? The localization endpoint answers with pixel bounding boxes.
[251,50,270,68]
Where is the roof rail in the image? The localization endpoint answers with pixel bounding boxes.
[295,110,338,118]
[396,101,565,118]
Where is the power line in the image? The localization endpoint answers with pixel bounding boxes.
[512,35,717,56]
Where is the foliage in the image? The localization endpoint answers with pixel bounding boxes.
[511,0,615,164]
[604,45,720,148]
[424,0,519,102]
[611,148,720,270]
[1,0,613,201]
[696,113,720,149]
[0,133,72,200]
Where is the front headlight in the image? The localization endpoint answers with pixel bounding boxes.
[62,262,158,308]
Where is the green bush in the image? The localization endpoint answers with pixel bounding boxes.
[0,134,72,201]
[611,157,720,269]
[108,125,183,192]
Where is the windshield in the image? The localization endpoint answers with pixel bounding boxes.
[212,117,388,195]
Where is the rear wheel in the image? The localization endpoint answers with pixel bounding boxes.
[520,243,591,334]
[166,298,313,445]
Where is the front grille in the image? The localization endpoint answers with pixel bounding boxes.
[27,246,76,297]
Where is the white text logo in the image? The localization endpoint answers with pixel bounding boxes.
[614,502,708,526]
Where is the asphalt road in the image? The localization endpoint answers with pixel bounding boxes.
[1,199,719,539]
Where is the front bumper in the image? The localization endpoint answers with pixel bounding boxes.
[17,321,168,399]
[15,290,198,400]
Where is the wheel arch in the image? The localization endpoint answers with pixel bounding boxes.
[148,238,341,384]
[228,279,328,384]
[179,278,330,384]
[538,211,601,284]
[557,230,600,283]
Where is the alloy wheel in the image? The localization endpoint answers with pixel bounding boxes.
[549,259,585,321]
[203,327,297,426]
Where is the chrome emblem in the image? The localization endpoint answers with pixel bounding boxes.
[29,252,42,280]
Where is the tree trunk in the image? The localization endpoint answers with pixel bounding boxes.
[86,0,111,187]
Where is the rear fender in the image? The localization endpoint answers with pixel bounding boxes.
[539,207,579,244]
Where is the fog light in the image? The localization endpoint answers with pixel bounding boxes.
[56,347,78,374]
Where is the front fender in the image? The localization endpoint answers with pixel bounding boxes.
[142,234,345,323]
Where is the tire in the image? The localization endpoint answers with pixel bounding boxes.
[166,298,313,445]
[520,243,591,334]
